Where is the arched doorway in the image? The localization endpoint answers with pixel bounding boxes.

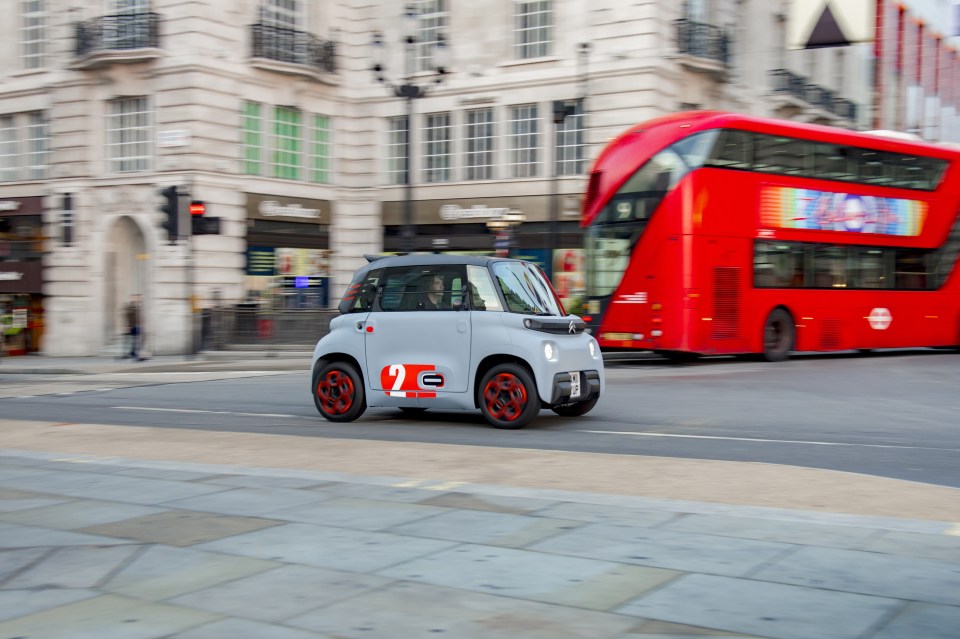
[104,216,148,350]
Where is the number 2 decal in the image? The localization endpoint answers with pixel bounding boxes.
[381,364,439,398]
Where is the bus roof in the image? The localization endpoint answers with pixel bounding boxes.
[583,111,960,224]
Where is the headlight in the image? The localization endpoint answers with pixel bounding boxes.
[544,341,557,362]
[588,340,596,358]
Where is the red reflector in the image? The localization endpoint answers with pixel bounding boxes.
[366,326,374,332]
[582,316,592,322]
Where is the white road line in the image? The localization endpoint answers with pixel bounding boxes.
[577,430,960,452]
[113,406,299,419]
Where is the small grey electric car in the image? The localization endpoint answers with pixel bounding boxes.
[310,254,604,429]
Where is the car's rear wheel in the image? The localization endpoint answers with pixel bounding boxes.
[551,396,599,417]
[478,363,539,429]
[313,361,366,422]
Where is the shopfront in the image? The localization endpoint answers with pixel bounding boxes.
[382,194,587,312]
[0,196,45,355]
[244,194,331,309]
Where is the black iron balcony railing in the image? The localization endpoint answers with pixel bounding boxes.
[75,12,160,57]
[769,68,807,100]
[675,18,730,65]
[804,84,836,112]
[250,23,336,73]
[832,97,858,121]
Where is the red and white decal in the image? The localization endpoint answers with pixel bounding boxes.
[381,364,439,398]
[867,307,892,330]
[614,291,648,304]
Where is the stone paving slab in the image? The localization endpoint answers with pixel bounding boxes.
[0,448,957,638]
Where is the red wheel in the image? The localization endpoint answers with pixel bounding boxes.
[478,363,539,429]
[313,361,366,422]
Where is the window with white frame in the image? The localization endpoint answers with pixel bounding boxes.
[106,97,152,173]
[23,111,49,180]
[241,101,332,182]
[20,0,46,70]
[414,0,448,72]
[423,112,452,183]
[310,114,331,184]
[242,101,263,176]
[465,108,494,181]
[0,116,17,182]
[273,106,302,180]
[259,0,303,28]
[514,0,552,59]
[113,0,150,12]
[507,104,539,178]
[555,101,585,176]
[387,116,408,186]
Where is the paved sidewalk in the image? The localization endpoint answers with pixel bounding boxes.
[0,449,958,639]
[0,352,313,375]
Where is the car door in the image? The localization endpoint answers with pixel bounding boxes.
[364,264,471,400]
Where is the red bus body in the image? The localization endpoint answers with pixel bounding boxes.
[582,112,960,360]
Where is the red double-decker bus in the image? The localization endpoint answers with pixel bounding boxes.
[582,111,960,361]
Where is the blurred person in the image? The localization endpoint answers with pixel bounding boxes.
[124,294,146,361]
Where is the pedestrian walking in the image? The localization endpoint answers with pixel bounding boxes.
[124,294,146,361]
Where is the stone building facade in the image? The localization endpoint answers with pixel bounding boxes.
[0,0,952,355]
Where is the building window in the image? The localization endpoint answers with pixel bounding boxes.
[23,111,48,180]
[387,116,408,186]
[423,112,452,183]
[259,0,303,28]
[507,104,539,178]
[514,0,552,59]
[414,0,448,72]
[0,116,16,182]
[242,101,263,176]
[555,101,585,176]
[272,106,302,180]
[20,0,46,70]
[465,108,495,181]
[106,97,152,173]
[310,114,331,184]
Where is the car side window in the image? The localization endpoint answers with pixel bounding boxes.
[379,265,466,311]
[338,269,381,313]
[466,265,503,311]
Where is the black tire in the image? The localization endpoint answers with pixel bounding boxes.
[551,396,599,417]
[398,407,428,417]
[762,308,795,362]
[313,361,366,422]
[477,363,540,429]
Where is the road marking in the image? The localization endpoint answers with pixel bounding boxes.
[577,430,959,452]
[429,481,466,491]
[946,523,960,537]
[112,406,299,419]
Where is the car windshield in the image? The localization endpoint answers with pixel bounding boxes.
[493,262,566,316]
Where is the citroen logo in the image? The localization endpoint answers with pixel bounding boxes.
[568,320,577,334]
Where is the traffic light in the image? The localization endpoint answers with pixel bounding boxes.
[159,185,180,242]
[190,200,221,235]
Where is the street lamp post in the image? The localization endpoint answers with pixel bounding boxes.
[371,5,449,255]
[547,42,590,278]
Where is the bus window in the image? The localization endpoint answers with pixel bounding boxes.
[895,250,931,289]
[813,246,849,288]
[812,144,853,181]
[853,248,892,289]
[754,242,807,287]
[754,135,808,175]
[708,129,751,169]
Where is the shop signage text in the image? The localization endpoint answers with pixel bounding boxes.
[259,201,322,219]
[440,204,511,221]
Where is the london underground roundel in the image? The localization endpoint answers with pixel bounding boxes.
[867,308,892,330]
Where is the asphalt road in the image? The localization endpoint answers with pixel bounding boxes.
[2,351,959,488]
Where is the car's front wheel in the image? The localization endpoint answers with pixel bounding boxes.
[551,396,599,417]
[478,363,540,429]
[313,361,366,422]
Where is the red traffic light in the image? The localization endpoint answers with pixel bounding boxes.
[189,201,206,216]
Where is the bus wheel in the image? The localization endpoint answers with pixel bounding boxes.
[762,309,794,362]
